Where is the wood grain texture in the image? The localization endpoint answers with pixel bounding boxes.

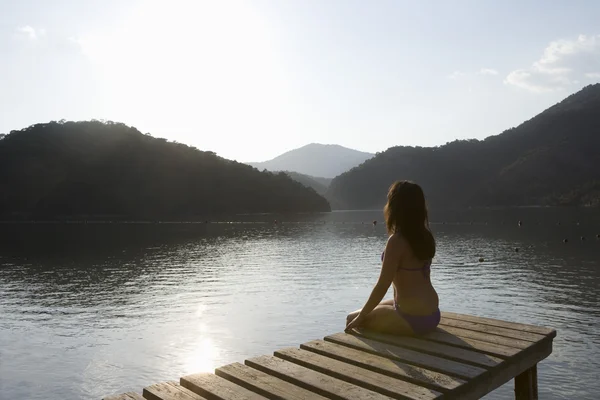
[439,318,547,342]
[325,333,488,380]
[216,362,328,400]
[143,381,207,400]
[427,326,533,350]
[355,330,504,368]
[515,365,538,400]
[181,372,267,400]
[441,313,555,337]
[300,340,464,392]
[246,354,395,400]
[274,347,442,400]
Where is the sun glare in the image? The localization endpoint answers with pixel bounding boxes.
[184,336,220,374]
[77,0,289,158]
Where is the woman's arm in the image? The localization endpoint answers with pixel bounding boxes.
[346,234,403,329]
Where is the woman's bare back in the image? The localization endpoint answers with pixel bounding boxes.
[391,235,439,315]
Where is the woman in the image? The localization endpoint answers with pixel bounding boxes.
[345,180,440,335]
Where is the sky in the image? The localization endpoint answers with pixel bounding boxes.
[1,0,599,162]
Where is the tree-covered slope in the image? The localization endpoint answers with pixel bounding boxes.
[283,171,331,196]
[0,121,330,219]
[328,84,600,209]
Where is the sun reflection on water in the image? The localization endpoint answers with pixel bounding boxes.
[184,336,219,374]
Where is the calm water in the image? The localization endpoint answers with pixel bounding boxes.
[1,209,599,400]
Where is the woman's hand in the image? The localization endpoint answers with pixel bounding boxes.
[345,314,365,332]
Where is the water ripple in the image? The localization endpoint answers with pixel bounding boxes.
[1,210,599,399]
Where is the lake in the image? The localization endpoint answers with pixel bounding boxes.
[1,208,599,399]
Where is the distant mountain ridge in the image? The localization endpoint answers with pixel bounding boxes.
[249,143,374,178]
[327,84,600,209]
[283,171,332,196]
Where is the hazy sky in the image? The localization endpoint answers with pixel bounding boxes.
[1,1,599,161]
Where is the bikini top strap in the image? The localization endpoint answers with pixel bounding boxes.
[399,259,431,270]
[398,265,430,271]
[382,251,432,271]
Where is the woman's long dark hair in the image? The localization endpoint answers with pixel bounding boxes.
[383,180,435,260]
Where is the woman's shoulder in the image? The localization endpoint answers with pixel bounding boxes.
[387,232,409,250]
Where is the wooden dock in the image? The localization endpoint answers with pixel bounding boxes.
[103,312,556,400]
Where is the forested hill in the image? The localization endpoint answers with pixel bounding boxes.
[328,84,600,209]
[0,121,330,220]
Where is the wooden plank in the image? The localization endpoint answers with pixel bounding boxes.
[441,312,555,337]
[427,326,533,350]
[355,330,504,368]
[103,393,145,400]
[103,313,555,400]
[181,372,267,400]
[300,339,465,393]
[439,318,547,342]
[466,338,551,399]
[515,365,538,400]
[245,354,395,400]
[216,362,329,400]
[274,347,442,400]
[420,329,522,358]
[325,333,487,380]
[144,381,207,400]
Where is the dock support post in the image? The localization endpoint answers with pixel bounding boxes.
[515,364,538,400]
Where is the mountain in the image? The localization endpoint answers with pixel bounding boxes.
[0,121,330,220]
[283,171,332,196]
[328,84,600,209]
[281,171,348,209]
[249,143,374,178]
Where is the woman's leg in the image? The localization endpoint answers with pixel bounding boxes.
[361,304,414,335]
[345,299,395,326]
